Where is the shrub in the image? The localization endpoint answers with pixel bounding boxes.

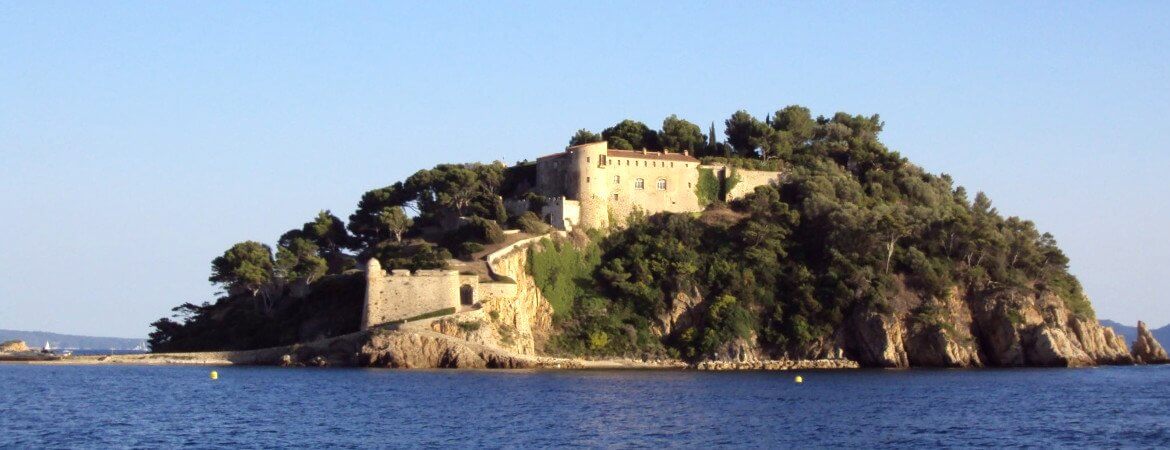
[516,211,550,234]
[459,242,485,259]
[529,237,601,318]
[695,168,721,206]
[464,216,505,244]
[523,192,547,213]
[371,242,451,271]
[457,321,482,332]
[443,216,505,253]
[699,156,785,171]
[588,330,610,349]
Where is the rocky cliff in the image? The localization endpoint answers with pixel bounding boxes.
[841,285,1132,368]
[358,328,566,369]
[429,244,553,356]
[1131,321,1170,364]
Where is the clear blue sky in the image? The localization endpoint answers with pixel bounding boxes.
[2,2,1167,338]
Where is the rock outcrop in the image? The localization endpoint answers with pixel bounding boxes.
[842,287,1133,368]
[0,340,29,353]
[358,329,571,369]
[850,311,909,367]
[1132,321,1170,364]
[428,245,553,355]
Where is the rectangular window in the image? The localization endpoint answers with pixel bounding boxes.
[635,178,645,190]
[657,179,667,190]
[586,177,590,183]
[614,175,620,184]
[613,193,619,200]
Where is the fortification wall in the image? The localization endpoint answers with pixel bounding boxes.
[541,197,579,231]
[536,142,716,229]
[362,259,461,330]
[602,157,702,226]
[725,168,783,201]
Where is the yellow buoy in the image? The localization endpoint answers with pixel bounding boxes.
[210,370,218,380]
[794,375,803,384]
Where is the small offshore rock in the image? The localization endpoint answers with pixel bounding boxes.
[1132,321,1170,364]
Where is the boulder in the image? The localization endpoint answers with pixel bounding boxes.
[1132,321,1170,364]
[0,340,29,353]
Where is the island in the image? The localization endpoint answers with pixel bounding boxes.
[47,106,1167,370]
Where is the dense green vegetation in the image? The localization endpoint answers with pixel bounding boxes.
[149,162,524,351]
[537,106,1089,361]
[695,168,721,206]
[152,104,1088,363]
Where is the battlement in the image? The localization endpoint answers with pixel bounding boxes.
[361,259,467,329]
[361,258,527,330]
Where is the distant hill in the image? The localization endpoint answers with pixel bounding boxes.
[0,329,144,350]
[1099,320,1170,346]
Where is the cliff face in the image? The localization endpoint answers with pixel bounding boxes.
[843,287,1131,368]
[1132,321,1170,364]
[429,247,553,356]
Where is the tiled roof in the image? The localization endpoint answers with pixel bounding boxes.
[606,149,699,163]
[536,147,700,163]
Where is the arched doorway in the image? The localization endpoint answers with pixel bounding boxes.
[460,284,474,305]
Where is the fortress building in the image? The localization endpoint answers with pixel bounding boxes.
[361,141,785,330]
[519,141,783,230]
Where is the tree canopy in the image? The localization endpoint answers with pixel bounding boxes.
[602,119,659,150]
[658,115,706,152]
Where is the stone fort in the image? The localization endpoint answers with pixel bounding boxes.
[362,141,783,329]
[524,141,783,230]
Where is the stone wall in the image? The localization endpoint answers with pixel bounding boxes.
[541,197,580,231]
[600,153,702,227]
[361,259,461,329]
[725,168,784,201]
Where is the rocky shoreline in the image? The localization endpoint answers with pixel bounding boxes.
[1,332,857,371]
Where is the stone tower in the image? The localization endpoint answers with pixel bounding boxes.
[570,141,610,230]
[360,258,385,330]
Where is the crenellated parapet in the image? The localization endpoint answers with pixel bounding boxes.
[362,259,463,329]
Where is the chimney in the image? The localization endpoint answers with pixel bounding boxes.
[683,149,690,156]
[641,148,647,155]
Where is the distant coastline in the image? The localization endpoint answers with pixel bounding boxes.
[0,329,143,351]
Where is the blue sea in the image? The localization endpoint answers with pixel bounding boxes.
[1,365,1168,448]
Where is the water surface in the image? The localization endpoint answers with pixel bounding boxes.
[2,364,1167,448]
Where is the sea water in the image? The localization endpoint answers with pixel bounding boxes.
[1,364,1168,448]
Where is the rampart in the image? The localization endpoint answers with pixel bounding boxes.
[361,259,462,329]
[724,167,784,201]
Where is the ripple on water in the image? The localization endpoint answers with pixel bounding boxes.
[2,365,1170,447]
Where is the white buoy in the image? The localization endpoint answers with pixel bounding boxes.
[794,375,803,384]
